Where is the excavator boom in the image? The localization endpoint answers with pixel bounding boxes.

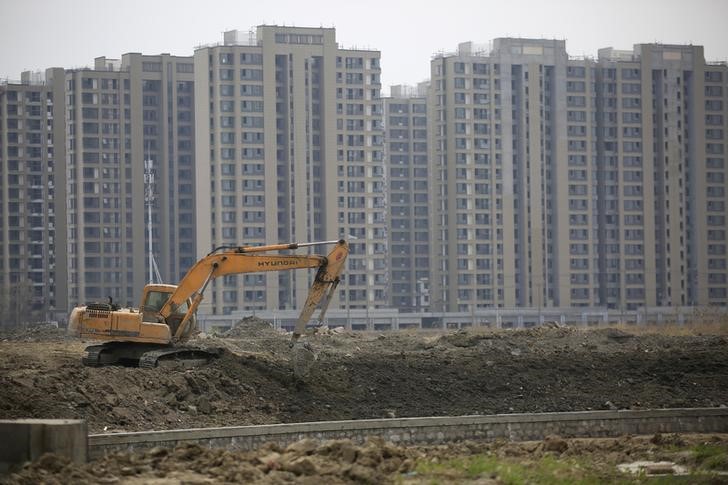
[160,239,348,343]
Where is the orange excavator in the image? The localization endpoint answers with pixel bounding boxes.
[68,239,349,368]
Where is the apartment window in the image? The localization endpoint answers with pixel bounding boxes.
[240,69,263,80]
[567,66,586,78]
[706,115,724,125]
[705,85,723,97]
[624,288,644,300]
[240,84,263,96]
[219,84,234,96]
[706,100,723,111]
[220,148,235,160]
[220,132,235,144]
[568,111,586,122]
[220,116,235,128]
[142,62,162,72]
[472,63,489,75]
[621,68,640,79]
[242,148,264,159]
[621,83,641,94]
[623,185,643,196]
[240,53,263,64]
[567,96,586,107]
[706,158,724,169]
[623,112,642,123]
[705,71,723,82]
[345,57,363,69]
[623,127,641,138]
[242,116,263,128]
[241,100,264,112]
[473,78,489,90]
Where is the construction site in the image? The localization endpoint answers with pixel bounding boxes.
[1,316,728,483]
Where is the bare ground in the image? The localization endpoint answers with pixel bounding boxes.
[1,319,727,433]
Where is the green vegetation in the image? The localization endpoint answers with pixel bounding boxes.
[406,444,728,484]
[412,454,615,484]
[692,443,728,471]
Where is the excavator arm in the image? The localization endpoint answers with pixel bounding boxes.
[158,239,349,342]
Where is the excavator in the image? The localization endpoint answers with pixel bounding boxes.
[68,239,349,369]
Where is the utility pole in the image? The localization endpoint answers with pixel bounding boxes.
[144,159,162,284]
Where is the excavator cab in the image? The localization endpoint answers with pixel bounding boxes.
[140,284,194,337]
[141,285,175,322]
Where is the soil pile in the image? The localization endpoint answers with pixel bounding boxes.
[221,316,281,339]
[0,325,727,433]
[0,323,70,343]
[4,434,727,484]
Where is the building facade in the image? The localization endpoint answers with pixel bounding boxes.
[594,44,728,308]
[384,84,431,311]
[429,39,728,312]
[1,32,725,323]
[194,26,386,315]
[0,69,68,324]
[65,53,196,308]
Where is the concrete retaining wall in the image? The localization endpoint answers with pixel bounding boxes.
[89,407,728,458]
[0,419,87,473]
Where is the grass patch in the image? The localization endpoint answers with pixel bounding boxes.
[412,454,616,484]
[408,446,728,484]
[692,443,728,471]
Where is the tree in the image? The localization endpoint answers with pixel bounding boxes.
[0,279,42,328]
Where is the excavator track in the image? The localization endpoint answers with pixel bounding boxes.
[138,347,223,369]
[81,344,109,367]
[81,342,222,368]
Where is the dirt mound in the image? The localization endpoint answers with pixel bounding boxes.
[1,326,728,433]
[4,437,413,484]
[0,348,294,432]
[222,316,281,338]
[5,434,728,484]
[0,323,70,343]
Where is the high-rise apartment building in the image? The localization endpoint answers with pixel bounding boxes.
[384,84,431,311]
[0,69,67,323]
[430,38,728,312]
[65,53,196,307]
[2,31,724,323]
[194,26,386,315]
[430,39,573,312]
[595,44,728,308]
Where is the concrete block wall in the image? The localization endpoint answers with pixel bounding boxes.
[88,407,728,458]
[0,419,87,473]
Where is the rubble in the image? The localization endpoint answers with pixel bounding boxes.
[4,435,727,483]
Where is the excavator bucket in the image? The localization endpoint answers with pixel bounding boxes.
[291,342,316,379]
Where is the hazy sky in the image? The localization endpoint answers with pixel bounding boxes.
[1,0,727,93]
